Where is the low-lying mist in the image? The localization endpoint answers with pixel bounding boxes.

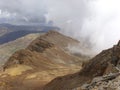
[45,0,120,54]
[0,0,120,54]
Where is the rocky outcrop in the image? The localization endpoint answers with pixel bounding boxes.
[27,39,54,53]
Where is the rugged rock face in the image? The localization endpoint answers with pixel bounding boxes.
[28,38,54,53]
[44,41,120,90]
[0,30,88,90]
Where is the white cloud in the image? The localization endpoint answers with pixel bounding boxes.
[45,0,120,53]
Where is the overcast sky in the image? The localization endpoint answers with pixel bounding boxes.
[0,0,120,53]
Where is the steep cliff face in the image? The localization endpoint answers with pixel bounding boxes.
[44,41,120,90]
[0,30,88,90]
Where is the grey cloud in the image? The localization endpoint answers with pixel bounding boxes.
[0,0,47,24]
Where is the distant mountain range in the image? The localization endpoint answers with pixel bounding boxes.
[0,23,59,44]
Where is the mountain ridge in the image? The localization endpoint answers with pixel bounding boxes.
[0,30,89,90]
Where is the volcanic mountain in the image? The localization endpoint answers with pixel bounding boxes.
[44,41,120,90]
[0,30,89,90]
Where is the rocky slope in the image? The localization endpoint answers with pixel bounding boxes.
[44,41,120,90]
[0,30,88,90]
[0,33,41,66]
